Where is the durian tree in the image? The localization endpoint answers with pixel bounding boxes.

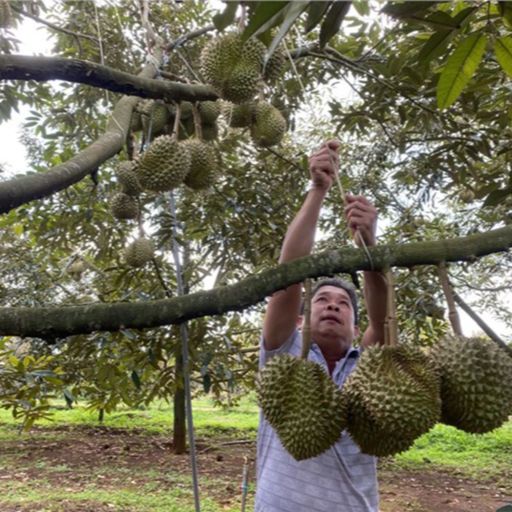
[0,0,511,451]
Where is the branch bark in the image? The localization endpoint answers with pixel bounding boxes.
[0,54,215,214]
[0,55,217,102]
[0,224,510,337]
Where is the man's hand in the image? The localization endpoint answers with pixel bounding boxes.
[344,194,378,247]
[309,139,340,192]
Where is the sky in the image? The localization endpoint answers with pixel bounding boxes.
[1,6,510,342]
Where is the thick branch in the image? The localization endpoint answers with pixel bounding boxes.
[0,55,217,102]
[0,225,510,337]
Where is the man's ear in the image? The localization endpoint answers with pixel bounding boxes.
[296,315,304,330]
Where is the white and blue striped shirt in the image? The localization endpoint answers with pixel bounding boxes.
[255,329,379,512]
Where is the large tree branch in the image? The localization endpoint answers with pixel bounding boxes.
[0,225,510,338]
[0,55,217,102]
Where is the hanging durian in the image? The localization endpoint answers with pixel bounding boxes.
[263,46,287,82]
[182,139,219,190]
[257,280,348,461]
[110,192,139,220]
[250,101,287,147]
[200,33,265,104]
[140,100,173,136]
[124,237,154,268]
[344,344,441,457]
[115,161,142,197]
[137,135,191,192]
[224,102,255,128]
[434,335,512,434]
[198,101,221,124]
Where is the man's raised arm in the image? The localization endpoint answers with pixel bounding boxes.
[262,140,340,351]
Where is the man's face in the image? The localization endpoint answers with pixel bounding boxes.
[309,285,359,345]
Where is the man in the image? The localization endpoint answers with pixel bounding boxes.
[255,140,388,512]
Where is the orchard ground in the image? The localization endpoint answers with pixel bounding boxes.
[0,396,510,512]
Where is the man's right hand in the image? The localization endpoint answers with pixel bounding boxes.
[309,139,341,192]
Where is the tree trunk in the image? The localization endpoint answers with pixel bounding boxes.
[173,346,187,454]
[98,408,104,423]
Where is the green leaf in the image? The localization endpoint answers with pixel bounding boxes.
[381,2,436,19]
[494,37,512,78]
[496,506,512,512]
[483,187,512,207]
[319,1,351,48]
[498,1,512,26]
[213,2,239,31]
[264,2,309,66]
[437,33,487,109]
[305,1,331,33]
[131,370,141,390]
[418,30,454,64]
[243,1,289,40]
[352,1,370,17]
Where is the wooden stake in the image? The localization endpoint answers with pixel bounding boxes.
[437,262,463,337]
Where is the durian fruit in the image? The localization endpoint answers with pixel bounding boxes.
[182,139,219,190]
[140,100,172,136]
[110,192,139,220]
[224,102,255,128]
[434,335,512,434]
[130,102,143,132]
[137,135,191,192]
[344,345,441,457]
[200,33,265,103]
[257,354,348,461]
[0,0,12,28]
[124,237,154,268]
[250,101,287,147]
[115,161,142,196]
[198,101,221,124]
[66,259,86,280]
[264,46,286,82]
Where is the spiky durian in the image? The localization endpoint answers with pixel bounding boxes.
[110,192,139,220]
[264,46,286,82]
[140,100,172,136]
[0,0,12,28]
[198,101,221,124]
[182,139,219,190]
[124,237,154,268]
[434,335,512,434]
[257,354,348,461]
[137,135,191,192]
[250,101,287,147]
[200,33,265,104]
[344,345,441,457]
[115,161,143,196]
[224,102,255,128]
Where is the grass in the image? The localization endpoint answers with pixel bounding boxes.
[0,395,511,510]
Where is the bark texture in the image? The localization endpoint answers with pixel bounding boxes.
[0,224,510,337]
[0,55,217,102]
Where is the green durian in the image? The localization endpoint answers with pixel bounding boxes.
[110,192,139,220]
[434,335,512,434]
[250,101,287,147]
[257,354,348,461]
[198,101,221,124]
[140,100,172,136]
[224,102,255,128]
[115,161,143,196]
[182,139,219,190]
[137,135,191,192]
[344,345,441,457]
[124,237,154,268]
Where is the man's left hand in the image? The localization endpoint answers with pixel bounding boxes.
[344,195,377,247]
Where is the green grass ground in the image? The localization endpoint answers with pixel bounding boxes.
[0,397,510,511]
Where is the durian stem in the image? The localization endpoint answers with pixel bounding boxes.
[171,102,182,142]
[301,279,313,360]
[437,262,463,337]
[384,269,398,347]
[238,4,247,31]
[192,102,203,140]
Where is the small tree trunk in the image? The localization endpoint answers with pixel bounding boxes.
[173,346,187,454]
[98,408,104,423]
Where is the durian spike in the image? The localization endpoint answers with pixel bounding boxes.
[437,262,463,336]
[384,269,398,347]
[301,279,313,360]
[171,102,182,142]
[192,103,203,140]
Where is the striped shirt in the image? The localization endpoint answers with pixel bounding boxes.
[255,330,379,512]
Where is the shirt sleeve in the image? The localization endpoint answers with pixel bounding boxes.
[259,329,300,369]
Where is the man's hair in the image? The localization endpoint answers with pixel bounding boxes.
[301,278,359,325]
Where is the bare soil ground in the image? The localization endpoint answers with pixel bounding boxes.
[1,425,511,511]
